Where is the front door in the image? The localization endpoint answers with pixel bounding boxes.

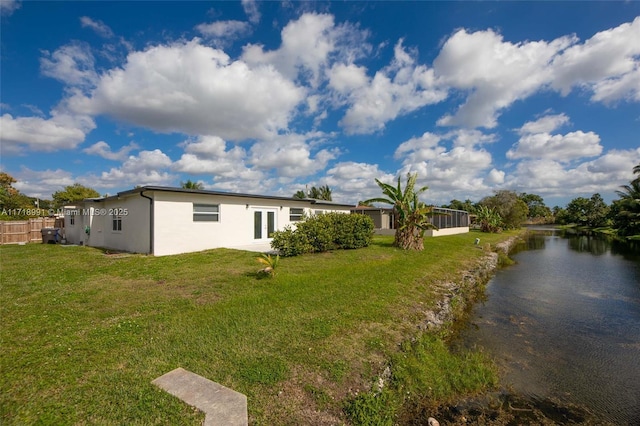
[253,208,277,241]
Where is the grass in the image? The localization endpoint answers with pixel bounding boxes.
[0,230,520,425]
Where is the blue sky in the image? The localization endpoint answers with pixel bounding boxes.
[1,1,639,207]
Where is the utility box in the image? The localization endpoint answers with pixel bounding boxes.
[41,228,60,244]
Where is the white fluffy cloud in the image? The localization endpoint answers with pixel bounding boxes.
[328,63,368,93]
[83,141,139,161]
[80,16,114,38]
[242,13,338,87]
[73,40,304,140]
[0,0,20,16]
[445,129,497,148]
[0,112,95,152]
[434,29,574,128]
[435,18,640,128]
[550,16,640,101]
[518,113,569,134]
[248,133,339,178]
[504,147,640,200]
[591,66,640,104]
[96,149,174,187]
[40,42,99,88]
[173,136,254,178]
[508,131,602,161]
[585,148,640,176]
[394,132,444,163]
[507,114,602,161]
[393,130,497,201]
[12,168,76,199]
[241,0,261,24]
[196,20,251,42]
[339,40,447,134]
[323,161,396,202]
[485,168,505,185]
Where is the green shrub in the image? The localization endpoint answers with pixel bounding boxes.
[270,213,374,256]
[333,213,374,249]
[270,226,312,257]
[296,214,336,252]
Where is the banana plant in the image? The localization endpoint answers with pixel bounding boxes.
[364,172,438,250]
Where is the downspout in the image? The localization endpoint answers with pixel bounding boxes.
[140,191,154,255]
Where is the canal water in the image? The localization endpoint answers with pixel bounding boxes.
[459,228,640,424]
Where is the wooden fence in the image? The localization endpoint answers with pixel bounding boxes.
[0,218,62,245]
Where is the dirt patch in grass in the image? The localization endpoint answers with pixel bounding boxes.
[261,370,346,426]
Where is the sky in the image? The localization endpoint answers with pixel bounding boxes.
[1,1,639,208]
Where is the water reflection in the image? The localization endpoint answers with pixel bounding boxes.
[567,234,610,255]
[458,229,640,425]
[523,231,547,251]
[611,239,640,262]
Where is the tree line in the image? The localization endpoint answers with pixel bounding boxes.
[1,173,100,219]
[364,164,640,250]
[2,164,639,242]
[438,163,639,239]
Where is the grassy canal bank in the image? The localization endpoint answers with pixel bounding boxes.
[1,230,522,425]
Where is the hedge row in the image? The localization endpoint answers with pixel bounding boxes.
[271,212,374,257]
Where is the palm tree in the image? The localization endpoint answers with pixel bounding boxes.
[364,172,437,250]
[295,185,333,201]
[614,164,640,238]
[293,190,307,199]
[307,186,322,200]
[181,179,204,190]
[318,185,332,201]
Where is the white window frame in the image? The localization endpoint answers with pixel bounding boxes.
[289,207,304,222]
[193,203,220,222]
[112,215,122,232]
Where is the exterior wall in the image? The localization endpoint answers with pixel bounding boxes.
[63,196,151,253]
[63,204,94,246]
[424,226,470,237]
[152,191,349,256]
[99,196,151,253]
[65,189,353,256]
[62,206,84,244]
[352,209,394,230]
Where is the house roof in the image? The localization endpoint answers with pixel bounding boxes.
[352,205,470,214]
[89,186,356,208]
[351,206,394,212]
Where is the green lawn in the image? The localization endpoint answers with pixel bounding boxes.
[0,231,519,425]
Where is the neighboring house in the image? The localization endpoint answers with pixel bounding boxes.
[64,186,354,256]
[350,207,395,233]
[351,206,470,237]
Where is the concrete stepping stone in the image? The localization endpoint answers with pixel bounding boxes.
[152,367,247,426]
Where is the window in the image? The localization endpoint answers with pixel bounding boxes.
[289,208,304,222]
[193,203,219,222]
[112,216,122,231]
[69,215,75,226]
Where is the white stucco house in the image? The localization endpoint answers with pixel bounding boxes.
[63,186,355,256]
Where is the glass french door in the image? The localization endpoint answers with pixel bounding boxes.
[253,209,276,240]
